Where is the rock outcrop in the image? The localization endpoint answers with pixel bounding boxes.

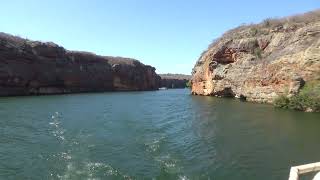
[191,10,320,103]
[160,74,191,88]
[0,32,160,96]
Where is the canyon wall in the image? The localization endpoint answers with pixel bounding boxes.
[0,33,160,96]
[159,74,191,88]
[191,10,320,103]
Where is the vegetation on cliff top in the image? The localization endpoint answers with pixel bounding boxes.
[196,9,320,64]
[159,74,191,80]
[222,9,320,39]
[0,32,145,66]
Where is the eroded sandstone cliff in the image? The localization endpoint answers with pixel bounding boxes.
[191,10,320,103]
[0,33,160,96]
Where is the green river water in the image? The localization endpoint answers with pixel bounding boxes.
[0,89,319,180]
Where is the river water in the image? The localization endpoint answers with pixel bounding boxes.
[0,89,319,180]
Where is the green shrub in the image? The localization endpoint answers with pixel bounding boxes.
[263,19,271,27]
[186,81,192,88]
[298,79,320,111]
[289,94,320,111]
[274,95,290,109]
[249,27,258,36]
[289,94,311,111]
[254,48,262,59]
[299,79,320,98]
[274,80,320,112]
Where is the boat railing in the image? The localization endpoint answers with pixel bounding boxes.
[289,162,320,180]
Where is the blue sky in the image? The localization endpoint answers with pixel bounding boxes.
[0,1,319,74]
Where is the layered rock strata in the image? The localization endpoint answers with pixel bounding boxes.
[191,10,320,103]
[0,33,160,96]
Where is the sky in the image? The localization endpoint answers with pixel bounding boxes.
[0,1,319,74]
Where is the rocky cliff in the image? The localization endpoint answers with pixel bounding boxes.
[191,10,320,104]
[0,33,160,96]
[160,74,191,88]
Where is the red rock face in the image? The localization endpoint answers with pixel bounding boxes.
[0,33,161,96]
[110,62,160,91]
[191,12,320,103]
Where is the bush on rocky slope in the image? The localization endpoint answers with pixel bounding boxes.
[274,79,320,112]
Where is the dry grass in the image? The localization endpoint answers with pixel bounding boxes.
[0,32,144,66]
[220,9,319,41]
[196,9,320,64]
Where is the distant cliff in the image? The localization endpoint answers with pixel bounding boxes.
[191,10,320,111]
[159,74,191,88]
[0,32,161,96]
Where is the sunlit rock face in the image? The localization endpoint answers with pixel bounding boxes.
[191,10,320,103]
[0,32,160,96]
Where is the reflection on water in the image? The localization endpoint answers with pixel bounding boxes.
[0,89,320,180]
